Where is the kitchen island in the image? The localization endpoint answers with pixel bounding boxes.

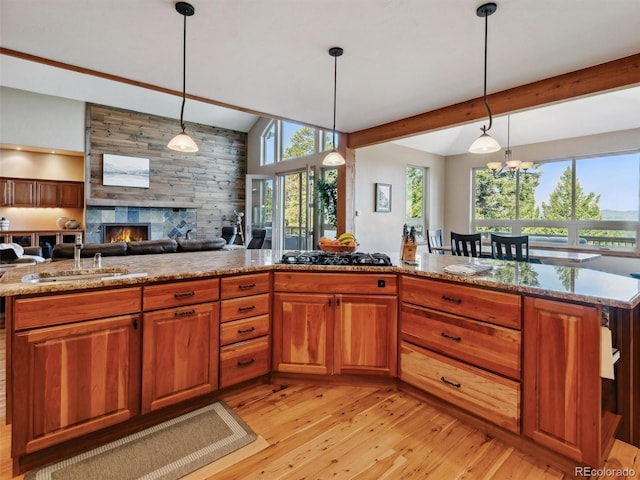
[1,249,639,475]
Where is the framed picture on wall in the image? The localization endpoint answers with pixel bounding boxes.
[375,183,392,212]
[103,154,150,188]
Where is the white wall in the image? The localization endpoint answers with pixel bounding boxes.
[0,87,85,152]
[353,143,445,253]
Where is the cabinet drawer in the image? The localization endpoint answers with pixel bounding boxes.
[220,337,270,388]
[401,303,521,380]
[220,314,270,346]
[221,273,270,299]
[220,293,270,322]
[274,272,397,295]
[14,287,142,330]
[401,276,521,329]
[400,341,520,433]
[143,278,219,311]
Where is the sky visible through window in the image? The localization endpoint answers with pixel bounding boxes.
[533,153,639,218]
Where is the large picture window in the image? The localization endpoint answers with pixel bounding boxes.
[260,119,335,165]
[473,151,640,251]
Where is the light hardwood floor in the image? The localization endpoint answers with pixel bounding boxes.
[1,327,638,480]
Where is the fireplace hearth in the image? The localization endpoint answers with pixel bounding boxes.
[102,223,151,243]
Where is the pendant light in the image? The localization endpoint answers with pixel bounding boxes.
[469,3,501,154]
[322,47,345,166]
[487,115,533,176]
[168,2,198,153]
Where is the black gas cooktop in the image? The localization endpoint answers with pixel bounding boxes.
[280,251,393,266]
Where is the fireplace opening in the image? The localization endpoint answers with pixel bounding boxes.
[102,223,151,243]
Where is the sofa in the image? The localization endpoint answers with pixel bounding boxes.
[0,243,46,264]
[51,238,227,261]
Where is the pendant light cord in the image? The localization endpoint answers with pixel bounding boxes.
[481,9,493,134]
[179,12,187,132]
[332,52,338,150]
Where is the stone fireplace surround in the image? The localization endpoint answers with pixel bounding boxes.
[86,206,196,244]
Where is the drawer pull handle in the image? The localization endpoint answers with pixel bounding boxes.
[440,376,461,389]
[441,332,461,342]
[174,309,196,317]
[238,283,256,290]
[238,305,256,313]
[237,358,255,367]
[441,295,462,304]
[174,291,195,299]
[238,326,256,335]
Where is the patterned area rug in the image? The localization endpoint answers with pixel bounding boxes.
[25,401,256,480]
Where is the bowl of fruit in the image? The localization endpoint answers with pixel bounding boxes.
[318,233,358,253]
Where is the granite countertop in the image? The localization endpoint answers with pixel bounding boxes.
[1,249,639,308]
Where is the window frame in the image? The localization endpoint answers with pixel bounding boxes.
[471,150,640,252]
[260,119,335,165]
[405,165,427,240]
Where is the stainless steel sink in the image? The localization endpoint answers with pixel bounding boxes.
[22,267,134,284]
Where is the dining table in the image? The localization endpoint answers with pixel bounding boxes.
[429,245,601,263]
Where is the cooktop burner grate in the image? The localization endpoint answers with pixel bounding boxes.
[280,251,393,266]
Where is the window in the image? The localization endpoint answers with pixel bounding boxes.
[472,151,640,250]
[406,166,426,239]
[260,120,335,165]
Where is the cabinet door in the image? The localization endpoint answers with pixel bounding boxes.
[335,294,398,376]
[59,182,84,207]
[36,180,59,207]
[142,302,219,413]
[12,315,141,455]
[0,178,8,206]
[273,293,333,375]
[523,297,601,465]
[10,179,36,206]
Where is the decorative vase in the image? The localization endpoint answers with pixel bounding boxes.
[65,219,80,229]
[0,217,9,231]
[56,217,69,229]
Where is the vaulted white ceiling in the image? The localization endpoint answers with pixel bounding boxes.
[1,0,639,154]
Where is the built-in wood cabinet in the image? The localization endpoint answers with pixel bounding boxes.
[399,275,522,433]
[11,288,142,456]
[523,297,617,467]
[141,279,220,413]
[273,272,397,376]
[219,272,271,388]
[0,177,84,208]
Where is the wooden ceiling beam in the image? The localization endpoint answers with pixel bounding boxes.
[347,53,640,150]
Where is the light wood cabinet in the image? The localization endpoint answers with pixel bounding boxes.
[523,297,615,467]
[12,314,141,455]
[273,272,398,376]
[334,294,397,376]
[219,273,271,388]
[141,302,219,413]
[273,292,334,375]
[399,275,522,432]
[141,279,220,413]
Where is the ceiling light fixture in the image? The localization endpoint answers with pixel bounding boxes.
[322,47,345,167]
[487,115,533,176]
[469,3,501,154]
[167,2,198,153]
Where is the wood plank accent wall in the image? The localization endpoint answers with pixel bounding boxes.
[88,104,247,239]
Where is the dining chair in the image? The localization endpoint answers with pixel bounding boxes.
[427,229,444,254]
[221,226,237,245]
[490,233,529,262]
[450,232,482,257]
[247,228,266,249]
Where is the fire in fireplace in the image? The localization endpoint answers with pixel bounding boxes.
[102,223,151,243]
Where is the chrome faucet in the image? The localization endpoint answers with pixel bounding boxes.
[92,252,102,269]
[74,232,83,270]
